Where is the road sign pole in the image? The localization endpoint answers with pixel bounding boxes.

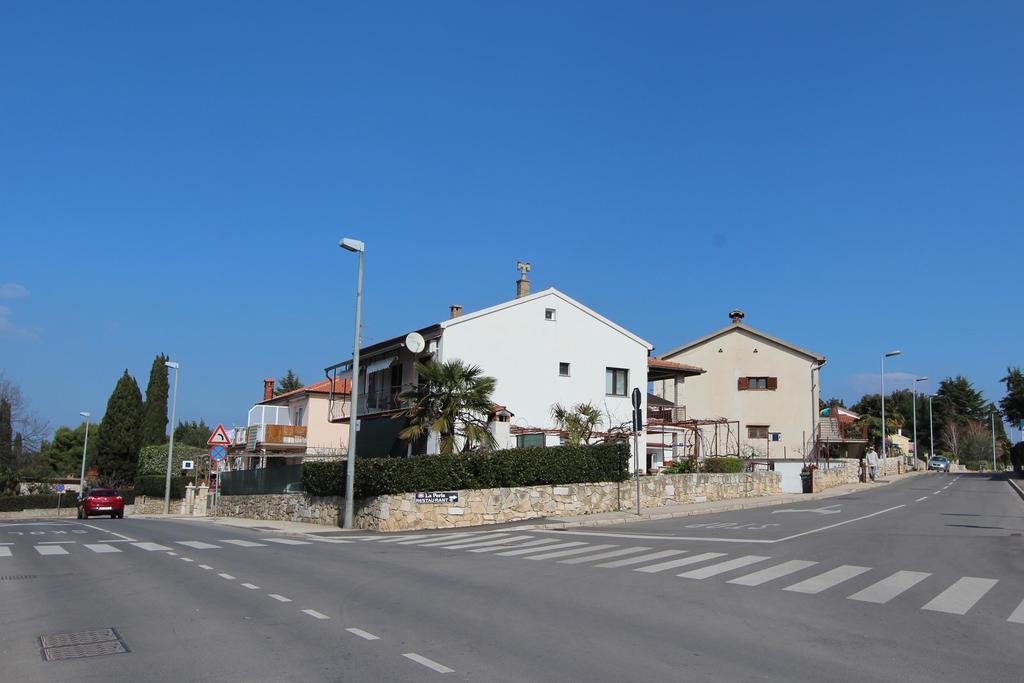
[163,363,180,515]
[631,387,642,516]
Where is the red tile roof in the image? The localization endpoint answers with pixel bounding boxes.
[647,358,705,373]
[260,377,352,404]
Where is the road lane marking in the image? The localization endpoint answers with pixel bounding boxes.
[848,571,931,604]
[220,539,267,547]
[1008,599,1024,624]
[180,557,194,562]
[402,653,454,674]
[177,541,221,549]
[915,497,928,502]
[784,565,872,594]
[132,542,172,552]
[396,533,466,545]
[346,628,380,641]
[37,541,76,544]
[441,535,534,550]
[418,533,509,548]
[496,542,587,557]
[636,553,731,575]
[166,551,178,556]
[774,505,907,543]
[0,547,12,557]
[559,546,653,564]
[678,555,770,579]
[199,564,213,570]
[74,522,136,541]
[34,545,69,555]
[302,609,330,620]
[268,594,292,602]
[376,535,424,543]
[525,544,618,561]
[84,544,121,553]
[921,577,998,615]
[304,537,352,544]
[260,538,311,545]
[241,583,260,590]
[729,560,819,586]
[595,549,687,568]
[469,538,562,554]
[218,573,236,580]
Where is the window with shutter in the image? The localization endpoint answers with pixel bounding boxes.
[767,377,778,390]
[738,377,750,391]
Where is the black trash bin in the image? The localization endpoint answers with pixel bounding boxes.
[800,470,813,493]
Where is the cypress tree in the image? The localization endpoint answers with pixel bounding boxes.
[0,398,12,470]
[275,369,303,395]
[95,370,144,486]
[12,432,23,465]
[140,353,170,446]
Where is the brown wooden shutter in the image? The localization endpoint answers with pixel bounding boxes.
[738,377,749,391]
[767,377,778,390]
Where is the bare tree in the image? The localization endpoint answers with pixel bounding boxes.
[940,420,961,458]
[0,371,49,452]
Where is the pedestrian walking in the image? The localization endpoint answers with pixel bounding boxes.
[866,446,879,482]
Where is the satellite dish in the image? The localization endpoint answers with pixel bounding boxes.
[405,332,426,353]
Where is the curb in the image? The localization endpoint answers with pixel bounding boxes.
[1007,475,1024,502]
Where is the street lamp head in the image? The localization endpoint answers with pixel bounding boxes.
[165,361,179,369]
[915,376,929,383]
[884,350,902,358]
[80,411,90,418]
[340,238,365,253]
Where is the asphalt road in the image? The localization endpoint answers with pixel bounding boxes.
[2,471,1021,682]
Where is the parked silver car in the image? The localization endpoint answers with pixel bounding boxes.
[928,455,950,472]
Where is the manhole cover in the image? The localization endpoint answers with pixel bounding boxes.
[40,628,129,661]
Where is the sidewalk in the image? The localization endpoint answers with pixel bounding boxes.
[128,513,354,538]
[528,469,930,530]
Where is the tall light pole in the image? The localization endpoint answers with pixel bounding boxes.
[990,410,997,471]
[928,395,935,462]
[912,377,928,470]
[880,350,901,460]
[78,411,91,495]
[163,361,180,515]
[340,237,365,529]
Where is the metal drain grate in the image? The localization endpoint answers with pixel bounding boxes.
[1,575,38,581]
[40,628,129,661]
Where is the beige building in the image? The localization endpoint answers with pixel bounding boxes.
[654,310,825,460]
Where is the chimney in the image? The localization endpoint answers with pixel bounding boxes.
[263,378,275,401]
[515,261,532,298]
[449,304,463,319]
[729,309,745,325]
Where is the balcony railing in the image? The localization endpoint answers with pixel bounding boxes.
[648,405,687,422]
[358,388,402,416]
[263,424,307,445]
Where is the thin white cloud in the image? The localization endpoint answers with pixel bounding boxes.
[0,283,29,299]
[0,305,39,342]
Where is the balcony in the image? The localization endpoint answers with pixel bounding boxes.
[358,388,402,416]
[648,405,687,423]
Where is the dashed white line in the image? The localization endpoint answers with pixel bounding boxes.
[260,538,311,546]
[166,551,178,556]
[403,652,454,674]
[180,557,194,562]
[35,545,68,556]
[132,542,172,552]
[922,577,998,615]
[199,564,213,570]
[177,541,221,549]
[915,497,928,502]
[302,609,330,620]
[84,544,121,553]
[346,628,380,641]
[218,573,236,580]
[220,539,267,547]
[241,583,260,590]
[268,594,291,602]
[75,522,136,541]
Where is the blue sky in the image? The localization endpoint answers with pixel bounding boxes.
[2,1,1021,437]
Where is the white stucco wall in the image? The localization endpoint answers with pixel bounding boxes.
[302,395,348,454]
[437,289,651,465]
[658,327,821,460]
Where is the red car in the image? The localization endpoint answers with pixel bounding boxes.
[78,488,125,519]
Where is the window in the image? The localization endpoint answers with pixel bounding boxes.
[559,362,570,377]
[738,376,777,391]
[294,407,304,426]
[606,367,629,396]
[516,433,545,448]
[545,308,556,321]
[748,425,769,440]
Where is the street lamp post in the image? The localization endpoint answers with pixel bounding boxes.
[163,361,180,515]
[912,377,928,470]
[78,412,91,495]
[340,237,365,529]
[928,395,935,462]
[880,350,901,460]
[991,410,997,472]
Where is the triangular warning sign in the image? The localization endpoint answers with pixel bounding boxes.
[207,423,231,446]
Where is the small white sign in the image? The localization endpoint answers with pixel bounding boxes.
[181,460,195,470]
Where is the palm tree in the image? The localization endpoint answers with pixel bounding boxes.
[550,402,602,446]
[396,359,498,454]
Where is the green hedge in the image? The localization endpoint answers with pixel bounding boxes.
[0,492,80,512]
[137,444,208,476]
[134,475,191,499]
[303,442,631,498]
[701,457,746,473]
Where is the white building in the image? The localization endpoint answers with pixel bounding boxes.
[654,310,825,462]
[332,268,654,465]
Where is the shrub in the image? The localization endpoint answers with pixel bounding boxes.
[701,457,746,474]
[0,492,80,512]
[134,474,190,498]
[303,442,631,498]
[662,458,698,474]
[137,444,207,476]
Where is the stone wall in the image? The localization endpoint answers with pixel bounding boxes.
[214,472,782,531]
[0,507,77,519]
[131,495,188,515]
[811,460,860,492]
